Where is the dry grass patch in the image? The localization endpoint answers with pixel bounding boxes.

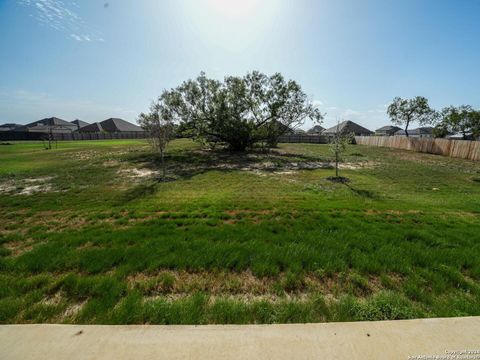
[127,270,393,300]
[3,240,36,257]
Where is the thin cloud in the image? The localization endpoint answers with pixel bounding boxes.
[300,99,391,131]
[0,89,137,124]
[18,0,104,42]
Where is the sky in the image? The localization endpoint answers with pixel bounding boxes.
[0,0,479,130]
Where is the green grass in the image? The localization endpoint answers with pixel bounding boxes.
[0,139,479,324]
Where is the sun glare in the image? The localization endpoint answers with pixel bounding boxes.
[206,0,261,17]
[180,0,284,52]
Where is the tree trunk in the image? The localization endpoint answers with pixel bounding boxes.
[335,146,339,177]
[160,148,165,180]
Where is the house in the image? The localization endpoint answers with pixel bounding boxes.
[294,129,307,135]
[0,123,25,132]
[71,119,90,131]
[269,120,295,135]
[98,118,143,132]
[394,127,434,138]
[78,122,105,133]
[323,120,373,137]
[25,117,77,133]
[307,125,325,135]
[375,125,402,136]
[445,132,476,140]
[78,118,143,133]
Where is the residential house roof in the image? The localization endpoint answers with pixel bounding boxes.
[71,119,90,130]
[26,117,76,128]
[0,123,26,131]
[376,125,402,132]
[78,122,105,133]
[307,125,325,134]
[323,120,373,135]
[395,127,434,136]
[24,117,77,133]
[99,118,143,132]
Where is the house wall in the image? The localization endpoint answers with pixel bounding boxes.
[277,135,328,144]
[355,136,480,161]
[0,131,147,141]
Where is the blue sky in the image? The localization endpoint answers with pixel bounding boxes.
[0,0,479,130]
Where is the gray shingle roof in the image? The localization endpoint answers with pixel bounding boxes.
[71,119,90,130]
[78,122,105,133]
[323,121,373,135]
[376,125,402,132]
[99,118,143,132]
[0,123,25,131]
[307,125,325,134]
[395,127,434,136]
[26,117,76,128]
[24,117,77,133]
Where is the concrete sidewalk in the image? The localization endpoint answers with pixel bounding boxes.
[1,317,479,360]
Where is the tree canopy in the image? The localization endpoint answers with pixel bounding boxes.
[154,71,324,151]
[435,105,480,139]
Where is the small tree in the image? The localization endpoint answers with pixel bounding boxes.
[329,121,353,179]
[43,127,57,150]
[387,96,436,137]
[138,102,174,180]
[43,124,72,150]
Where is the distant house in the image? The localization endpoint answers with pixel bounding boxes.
[307,125,325,135]
[0,123,25,132]
[375,125,402,136]
[394,127,434,138]
[78,122,105,133]
[446,132,476,140]
[99,118,143,132]
[270,120,295,135]
[71,119,90,131]
[294,129,307,135]
[323,120,373,137]
[25,117,77,133]
[78,118,143,133]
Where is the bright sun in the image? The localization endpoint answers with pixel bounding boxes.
[206,0,260,17]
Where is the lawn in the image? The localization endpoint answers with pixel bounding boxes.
[0,139,479,324]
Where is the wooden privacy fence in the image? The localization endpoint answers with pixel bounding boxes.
[277,135,328,144]
[0,131,148,141]
[355,136,480,161]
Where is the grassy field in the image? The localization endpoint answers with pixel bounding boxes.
[0,139,479,324]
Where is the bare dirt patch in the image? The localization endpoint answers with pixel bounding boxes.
[103,160,121,167]
[0,176,57,196]
[118,167,160,180]
[338,161,377,170]
[63,150,101,161]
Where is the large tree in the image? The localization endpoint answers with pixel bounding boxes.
[156,71,323,151]
[387,96,437,137]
